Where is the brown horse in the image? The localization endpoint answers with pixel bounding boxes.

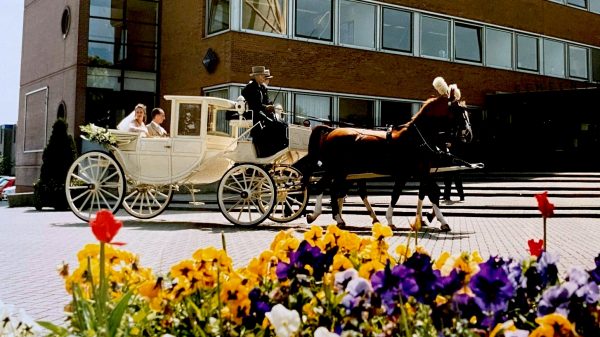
[301,77,471,230]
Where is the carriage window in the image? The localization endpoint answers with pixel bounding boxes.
[420,16,449,59]
[486,28,512,69]
[381,8,412,53]
[178,103,202,136]
[242,0,287,35]
[455,23,482,63]
[339,0,376,48]
[339,97,374,128]
[207,106,231,137]
[294,94,331,126]
[208,0,229,34]
[295,0,333,41]
[380,101,413,127]
[543,39,565,77]
[268,90,288,122]
[568,45,588,79]
[516,35,538,71]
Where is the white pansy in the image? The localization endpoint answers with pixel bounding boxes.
[265,304,301,337]
[314,326,340,337]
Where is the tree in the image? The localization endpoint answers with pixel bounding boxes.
[0,155,12,175]
[34,119,78,210]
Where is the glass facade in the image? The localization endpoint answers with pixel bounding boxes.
[339,0,375,48]
[517,35,539,71]
[381,8,411,52]
[454,23,482,63]
[295,0,332,41]
[485,28,512,69]
[243,0,287,34]
[544,39,565,77]
[420,16,449,59]
[87,0,159,127]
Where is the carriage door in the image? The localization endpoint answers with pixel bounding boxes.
[170,101,206,182]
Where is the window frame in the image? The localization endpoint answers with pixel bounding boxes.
[485,27,513,70]
[419,15,450,60]
[454,22,483,64]
[206,0,231,36]
[338,0,377,49]
[294,0,334,42]
[381,6,412,53]
[568,45,589,80]
[543,38,566,78]
[516,34,540,73]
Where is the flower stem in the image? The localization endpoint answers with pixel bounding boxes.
[99,242,107,336]
[543,217,547,252]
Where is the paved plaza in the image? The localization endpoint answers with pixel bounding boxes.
[0,198,599,324]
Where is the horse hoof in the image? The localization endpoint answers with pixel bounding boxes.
[425,212,434,224]
[306,214,316,224]
[440,224,451,232]
[388,223,397,231]
[337,221,346,228]
[372,218,380,225]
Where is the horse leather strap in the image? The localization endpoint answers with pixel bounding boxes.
[386,125,393,143]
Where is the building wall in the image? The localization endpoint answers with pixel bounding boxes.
[16,0,84,191]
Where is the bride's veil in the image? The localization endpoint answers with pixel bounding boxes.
[117,110,135,131]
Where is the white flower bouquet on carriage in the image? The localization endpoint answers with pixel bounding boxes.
[79,123,118,149]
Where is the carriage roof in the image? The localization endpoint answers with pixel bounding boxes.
[164,95,236,111]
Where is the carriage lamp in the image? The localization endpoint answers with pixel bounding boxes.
[203,48,219,73]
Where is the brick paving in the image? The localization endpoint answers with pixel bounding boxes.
[0,201,598,324]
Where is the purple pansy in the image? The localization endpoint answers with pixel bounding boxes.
[469,257,515,315]
[371,263,417,315]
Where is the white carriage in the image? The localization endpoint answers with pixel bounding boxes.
[65,95,312,226]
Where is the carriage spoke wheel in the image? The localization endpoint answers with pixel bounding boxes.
[65,151,125,221]
[122,183,173,219]
[217,164,276,226]
[268,166,308,223]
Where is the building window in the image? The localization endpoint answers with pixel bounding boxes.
[591,0,600,13]
[485,28,512,69]
[61,6,71,39]
[454,23,482,63]
[339,97,374,128]
[242,0,287,35]
[516,34,538,71]
[208,0,230,34]
[294,94,331,125]
[592,48,600,82]
[57,101,67,119]
[295,0,332,41]
[569,45,588,79]
[380,101,413,127]
[544,39,565,77]
[567,0,587,7]
[381,8,412,53]
[339,0,375,48]
[420,16,449,59]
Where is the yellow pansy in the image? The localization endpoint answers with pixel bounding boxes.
[534,313,576,337]
[434,251,451,270]
[77,243,101,262]
[337,232,361,252]
[304,225,323,246]
[170,260,196,280]
[372,222,393,240]
[138,277,162,299]
[332,254,353,272]
[359,260,384,279]
[270,229,296,250]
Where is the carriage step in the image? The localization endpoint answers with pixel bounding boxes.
[189,201,205,206]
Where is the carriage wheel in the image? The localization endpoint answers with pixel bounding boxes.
[268,166,308,223]
[65,151,125,222]
[122,183,173,219]
[217,164,276,226]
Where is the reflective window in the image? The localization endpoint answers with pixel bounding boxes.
[380,101,413,127]
[90,0,124,19]
[294,94,331,125]
[486,28,512,69]
[567,0,587,7]
[339,97,374,128]
[544,39,565,77]
[295,0,332,41]
[339,0,375,48]
[382,8,412,53]
[208,0,230,34]
[455,23,482,63]
[420,16,449,59]
[126,0,158,24]
[569,45,588,79]
[178,104,202,136]
[88,42,122,66]
[517,35,538,71]
[242,0,287,35]
[592,48,600,82]
[591,0,600,13]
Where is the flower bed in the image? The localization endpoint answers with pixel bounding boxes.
[39,211,599,337]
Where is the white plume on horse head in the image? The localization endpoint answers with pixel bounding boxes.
[449,84,461,102]
[432,77,449,97]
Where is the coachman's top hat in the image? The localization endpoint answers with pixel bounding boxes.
[249,66,269,77]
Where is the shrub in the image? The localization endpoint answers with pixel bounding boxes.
[34,118,77,210]
[0,155,12,175]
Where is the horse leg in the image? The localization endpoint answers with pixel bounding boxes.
[306,172,332,224]
[386,177,406,227]
[330,176,347,227]
[423,176,451,232]
[357,180,379,224]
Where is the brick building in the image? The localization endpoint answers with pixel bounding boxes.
[16,0,600,190]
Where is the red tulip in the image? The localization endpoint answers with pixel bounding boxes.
[90,210,125,245]
[534,191,555,218]
[528,239,544,257]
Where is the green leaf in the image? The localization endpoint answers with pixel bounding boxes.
[107,289,135,337]
[37,321,70,336]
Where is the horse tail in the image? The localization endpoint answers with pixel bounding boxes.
[301,125,335,186]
